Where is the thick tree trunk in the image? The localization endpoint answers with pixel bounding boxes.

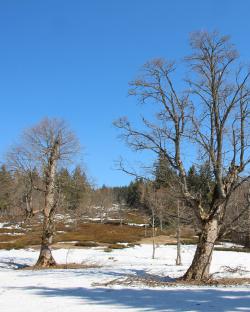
[36,151,58,267]
[25,193,33,219]
[36,211,56,267]
[182,218,219,281]
[244,207,250,248]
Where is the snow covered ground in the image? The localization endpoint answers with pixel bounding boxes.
[1,245,250,311]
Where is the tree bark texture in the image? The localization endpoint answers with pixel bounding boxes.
[36,149,58,267]
[183,218,219,280]
[176,201,182,265]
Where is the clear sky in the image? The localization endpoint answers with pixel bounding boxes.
[0,0,250,186]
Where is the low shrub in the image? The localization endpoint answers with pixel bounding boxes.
[104,247,113,252]
[75,241,99,247]
[107,243,127,249]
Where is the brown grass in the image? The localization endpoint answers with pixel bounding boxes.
[0,221,150,249]
[58,223,149,244]
[75,241,99,247]
[124,211,149,224]
[0,228,25,234]
[0,216,196,250]
[94,275,250,288]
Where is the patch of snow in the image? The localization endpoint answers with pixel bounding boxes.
[0,222,22,230]
[127,223,149,227]
[1,245,250,311]
[2,232,25,236]
[0,222,7,228]
[215,242,244,248]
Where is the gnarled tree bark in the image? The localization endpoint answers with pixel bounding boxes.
[36,139,59,267]
[183,218,219,280]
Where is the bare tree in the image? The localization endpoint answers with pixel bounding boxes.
[8,117,79,267]
[114,31,250,281]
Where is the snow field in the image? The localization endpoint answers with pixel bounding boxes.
[1,245,250,311]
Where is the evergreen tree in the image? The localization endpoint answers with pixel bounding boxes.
[154,151,176,189]
[126,179,144,208]
[0,165,13,214]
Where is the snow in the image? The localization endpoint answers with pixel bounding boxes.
[1,245,250,311]
[127,223,149,227]
[0,222,23,230]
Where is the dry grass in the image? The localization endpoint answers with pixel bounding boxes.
[94,275,250,288]
[177,277,250,286]
[124,211,149,224]
[0,213,196,250]
[75,241,99,247]
[0,228,25,234]
[0,221,151,249]
[58,223,149,244]
[0,234,42,249]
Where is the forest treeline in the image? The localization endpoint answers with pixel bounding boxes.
[0,153,249,248]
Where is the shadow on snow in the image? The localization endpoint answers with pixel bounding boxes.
[9,285,250,312]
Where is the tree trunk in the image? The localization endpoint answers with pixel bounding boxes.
[152,210,156,259]
[176,201,182,265]
[36,212,56,267]
[36,152,57,267]
[160,214,163,231]
[182,218,219,281]
[25,193,33,219]
[244,206,250,248]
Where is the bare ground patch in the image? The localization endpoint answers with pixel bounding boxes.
[93,275,250,288]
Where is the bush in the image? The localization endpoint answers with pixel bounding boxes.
[107,243,127,249]
[104,247,113,252]
[75,241,99,247]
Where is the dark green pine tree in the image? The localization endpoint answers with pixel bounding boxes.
[70,165,89,210]
[0,165,13,214]
[187,162,214,206]
[57,166,90,211]
[126,179,144,208]
[154,151,175,189]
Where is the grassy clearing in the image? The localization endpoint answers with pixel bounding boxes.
[0,212,197,250]
[58,223,150,244]
[0,233,42,249]
[0,220,151,249]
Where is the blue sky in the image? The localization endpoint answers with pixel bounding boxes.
[0,0,250,186]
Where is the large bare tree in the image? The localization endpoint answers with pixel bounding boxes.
[115,31,250,281]
[8,117,79,267]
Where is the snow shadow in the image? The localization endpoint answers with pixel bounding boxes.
[11,285,250,311]
[0,260,29,269]
[18,268,175,281]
